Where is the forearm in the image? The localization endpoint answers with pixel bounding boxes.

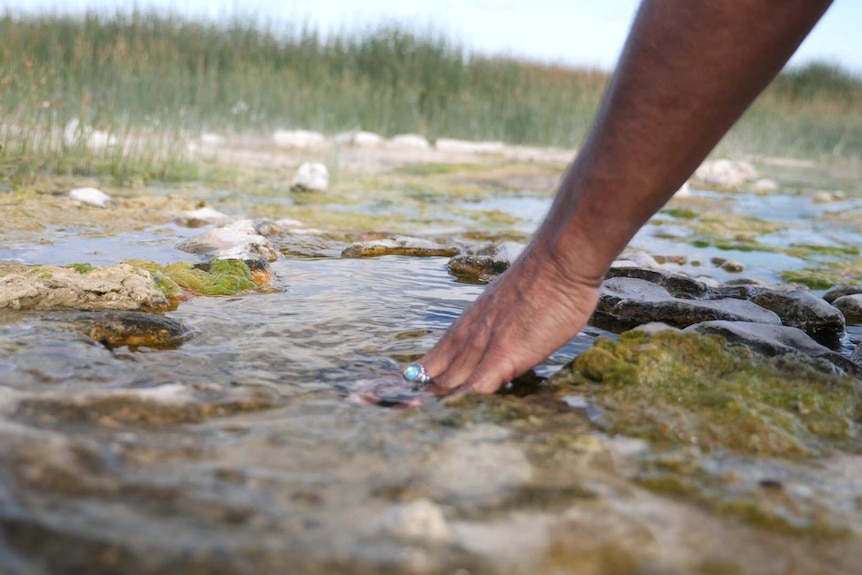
[538,0,831,283]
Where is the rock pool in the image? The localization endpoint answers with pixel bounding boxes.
[1,146,862,574]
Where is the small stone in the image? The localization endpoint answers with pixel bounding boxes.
[751,178,779,193]
[174,206,231,227]
[291,162,329,193]
[720,260,745,273]
[385,499,451,542]
[693,159,758,190]
[68,187,115,208]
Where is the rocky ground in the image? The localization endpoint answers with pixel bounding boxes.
[1,133,862,574]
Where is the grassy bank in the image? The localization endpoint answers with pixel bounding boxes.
[1,11,861,182]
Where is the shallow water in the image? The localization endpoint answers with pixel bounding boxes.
[3,173,862,574]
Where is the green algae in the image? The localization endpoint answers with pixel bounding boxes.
[127,258,258,297]
[64,263,94,274]
[661,207,699,219]
[552,330,861,457]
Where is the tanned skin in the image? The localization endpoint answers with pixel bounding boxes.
[420,0,833,394]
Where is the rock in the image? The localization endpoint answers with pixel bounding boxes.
[832,295,862,324]
[684,321,862,378]
[333,131,383,147]
[823,285,862,304]
[290,162,329,193]
[674,181,690,197]
[79,311,197,350]
[389,134,430,149]
[812,190,846,204]
[0,264,170,312]
[68,187,115,208]
[384,499,451,542]
[693,159,758,190]
[177,221,280,262]
[447,242,524,282]
[434,138,506,154]
[711,258,744,273]
[598,277,781,329]
[632,322,682,335]
[605,262,709,299]
[173,206,232,227]
[751,178,779,193]
[342,236,459,258]
[272,129,325,148]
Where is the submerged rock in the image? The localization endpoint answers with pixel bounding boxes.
[68,187,115,208]
[290,162,329,193]
[598,277,780,330]
[342,236,459,258]
[553,330,860,456]
[447,242,524,283]
[79,311,197,350]
[0,263,170,312]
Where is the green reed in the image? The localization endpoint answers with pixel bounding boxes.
[1,10,861,183]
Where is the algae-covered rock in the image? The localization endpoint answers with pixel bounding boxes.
[341,235,459,258]
[78,311,197,350]
[553,330,861,457]
[177,221,280,262]
[447,242,524,283]
[129,258,267,297]
[0,263,170,312]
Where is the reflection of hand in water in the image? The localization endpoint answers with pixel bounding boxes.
[347,376,437,409]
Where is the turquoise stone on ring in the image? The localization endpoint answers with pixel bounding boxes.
[403,364,431,385]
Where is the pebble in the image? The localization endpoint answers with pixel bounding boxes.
[385,499,451,542]
[291,162,329,193]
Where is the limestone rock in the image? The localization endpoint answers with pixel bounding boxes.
[342,236,459,258]
[177,221,280,262]
[605,262,709,299]
[68,187,115,208]
[447,242,524,282]
[0,264,169,312]
[384,499,451,542]
[693,159,758,190]
[832,294,862,324]
[290,162,329,193]
[598,277,781,329]
[272,129,325,148]
[173,206,231,227]
[751,178,779,193]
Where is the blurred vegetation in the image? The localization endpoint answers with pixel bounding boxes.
[1,10,861,182]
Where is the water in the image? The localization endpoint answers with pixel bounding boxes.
[2,178,862,574]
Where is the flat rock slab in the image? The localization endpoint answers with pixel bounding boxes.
[605,262,709,298]
[684,320,862,379]
[598,277,781,329]
[341,235,460,258]
[0,264,169,312]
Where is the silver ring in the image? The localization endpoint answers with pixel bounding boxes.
[402,363,432,387]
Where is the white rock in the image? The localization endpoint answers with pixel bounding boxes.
[174,206,231,227]
[177,224,280,262]
[751,178,779,193]
[272,129,326,149]
[63,119,118,151]
[385,499,451,542]
[333,130,383,147]
[389,134,430,149]
[674,181,690,197]
[812,190,846,203]
[291,162,329,193]
[627,251,661,270]
[68,187,115,208]
[435,138,506,154]
[693,159,758,190]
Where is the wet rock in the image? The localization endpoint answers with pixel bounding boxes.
[272,129,325,148]
[389,134,430,149]
[342,236,459,258]
[692,159,758,190]
[604,264,710,299]
[79,311,197,350]
[0,263,169,312]
[131,258,271,297]
[177,221,280,262]
[174,206,232,227]
[709,285,845,343]
[825,285,862,304]
[683,321,862,378]
[68,187,115,208]
[812,189,846,203]
[290,162,329,193]
[384,499,451,542]
[555,330,860,456]
[832,294,862,324]
[447,242,524,282]
[711,257,744,273]
[427,425,533,499]
[598,277,781,329]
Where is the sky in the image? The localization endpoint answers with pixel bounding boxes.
[8,0,862,73]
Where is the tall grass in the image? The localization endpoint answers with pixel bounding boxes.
[1,10,861,183]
